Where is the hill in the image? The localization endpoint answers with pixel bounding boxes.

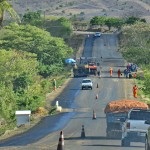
[9,0,150,22]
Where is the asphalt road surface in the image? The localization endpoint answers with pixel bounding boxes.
[0,33,145,150]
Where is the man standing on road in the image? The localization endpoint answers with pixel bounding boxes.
[110,67,113,77]
[133,85,138,98]
[117,69,121,78]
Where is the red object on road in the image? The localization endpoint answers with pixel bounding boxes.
[57,131,64,150]
[110,67,113,77]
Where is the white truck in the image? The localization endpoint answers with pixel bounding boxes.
[121,109,150,147]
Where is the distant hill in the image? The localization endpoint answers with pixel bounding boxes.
[10,0,150,22]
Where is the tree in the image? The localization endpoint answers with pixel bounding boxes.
[0,49,44,121]
[0,0,20,27]
[90,16,105,26]
[22,11,42,26]
[125,16,140,25]
[0,23,73,77]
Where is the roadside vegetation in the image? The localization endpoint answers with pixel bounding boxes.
[119,22,150,101]
[0,1,77,136]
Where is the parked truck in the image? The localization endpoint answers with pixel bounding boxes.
[104,99,148,139]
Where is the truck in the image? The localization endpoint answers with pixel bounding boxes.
[121,108,150,147]
[73,65,88,78]
[73,57,98,77]
[104,99,148,139]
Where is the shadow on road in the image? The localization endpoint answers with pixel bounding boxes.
[65,135,120,141]
[82,144,144,148]
[71,116,106,119]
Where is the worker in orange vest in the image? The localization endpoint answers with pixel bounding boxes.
[117,69,121,78]
[133,85,138,98]
[110,67,113,77]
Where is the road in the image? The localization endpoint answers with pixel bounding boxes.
[0,33,145,150]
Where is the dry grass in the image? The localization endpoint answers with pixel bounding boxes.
[10,0,150,22]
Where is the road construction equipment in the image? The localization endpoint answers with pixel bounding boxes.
[73,57,99,77]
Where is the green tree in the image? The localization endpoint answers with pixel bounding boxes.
[143,72,150,96]
[90,16,105,26]
[22,11,42,26]
[0,23,73,77]
[125,16,140,25]
[0,49,42,121]
[0,0,20,27]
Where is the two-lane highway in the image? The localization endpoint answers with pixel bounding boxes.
[0,33,145,150]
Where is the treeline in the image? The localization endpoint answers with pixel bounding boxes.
[90,16,146,30]
[119,22,150,98]
[0,9,74,128]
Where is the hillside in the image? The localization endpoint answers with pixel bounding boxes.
[9,0,150,22]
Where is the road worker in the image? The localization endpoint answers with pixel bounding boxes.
[133,85,138,98]
[117,69,121,78]
[133,73,137,78]
[110,67,113,77]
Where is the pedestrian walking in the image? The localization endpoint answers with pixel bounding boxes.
[53,79,57,91]
[110,67,113,77]
[133,85,138,98]
[117,69,121,78]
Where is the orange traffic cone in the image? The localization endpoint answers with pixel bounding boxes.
[97,83,99,88]
[57,131,64,150]
[96,94,98,99]
[92,110,96,120]
[81,125,85,138]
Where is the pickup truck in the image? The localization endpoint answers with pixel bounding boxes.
[104,99,148,139]
[121,109,150,147]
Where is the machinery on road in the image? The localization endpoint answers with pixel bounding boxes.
[73,57,98,77]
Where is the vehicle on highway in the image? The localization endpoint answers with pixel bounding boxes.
[121,108,150,147]
[104,99,148,139]
[145,125,150,150]
[94,32,101,37]
[81,78,93,90]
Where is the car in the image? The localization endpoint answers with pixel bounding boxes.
[94,32,101,37]
[121,109,150,147]
[81,79,93,90]
[145,125,150,150]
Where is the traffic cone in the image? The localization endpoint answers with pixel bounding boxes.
[92,110,96,120]
[81,125,85,138]
[57,131,64,150]
[96,94,98,99]
[97,83,99,88]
